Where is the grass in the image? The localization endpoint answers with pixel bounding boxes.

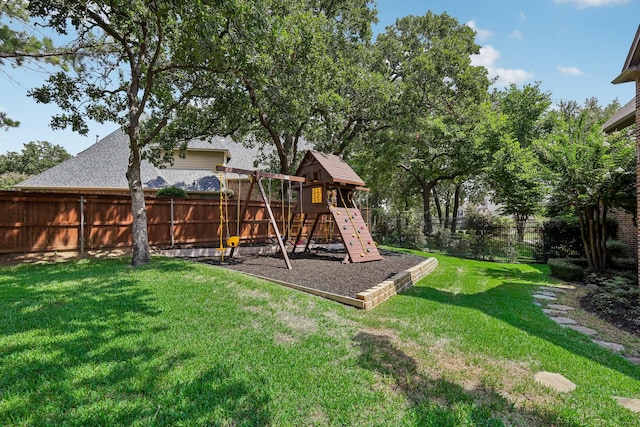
[1,251,639,426]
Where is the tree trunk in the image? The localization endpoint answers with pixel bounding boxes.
[577,208,593,270]
[450,183,461,234]
[600,203,608,270]
[126,139,150,266]
[444,190,451,229]
[432,187,443,229]
[421,182,435,235]
[515,213,527,243]
[577,205,608,272]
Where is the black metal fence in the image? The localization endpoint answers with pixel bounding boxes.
[426,218,544,263]
[370,211,546,263]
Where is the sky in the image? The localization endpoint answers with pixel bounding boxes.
[1,0,639,156]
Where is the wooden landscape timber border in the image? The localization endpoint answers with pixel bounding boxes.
[0,190,332,255]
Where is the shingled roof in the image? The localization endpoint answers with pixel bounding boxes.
[296,150,365,187]
[612,25,640,84]
[15,128,264,193]
[603,97,636,134]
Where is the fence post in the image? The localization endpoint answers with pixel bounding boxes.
[79,196,85,256]
[170,198,175,247]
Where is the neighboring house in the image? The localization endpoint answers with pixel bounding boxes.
[13,128,269,197]
[607,25,640,265]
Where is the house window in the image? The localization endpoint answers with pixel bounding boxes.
[311,186,323,204]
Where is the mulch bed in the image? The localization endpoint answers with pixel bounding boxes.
[188,249,427,299]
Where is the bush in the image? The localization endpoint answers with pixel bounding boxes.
[606,239,628,259]
[610,257,638,271]
[464,212,512,237]
[540,217,618,261]
[548,258,587,282]
[582,273,640,334]
[156,186,188,198]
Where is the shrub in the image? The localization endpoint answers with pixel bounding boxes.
[540,217,618,261]
[606,239,628,259]
[431,228,453,251]
[583,273,640,333]
[548,258,587,282]
[156,186,188,198]
[610,257,638,271]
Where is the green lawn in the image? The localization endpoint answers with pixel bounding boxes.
[1,251,639,426]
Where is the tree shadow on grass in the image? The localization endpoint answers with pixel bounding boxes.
[405,262,640,382]
[0,258,270,426]
[354,331,578,427]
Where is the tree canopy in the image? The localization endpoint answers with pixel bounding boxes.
[26,0,236,265]
[537,98,634,271]
[366,12,491,234]
[483,83,552,233]
[0,141,71,175]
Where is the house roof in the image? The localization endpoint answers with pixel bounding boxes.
[296,150,365,187]
[15,128,265,193]
[603,97,636,133]
[612,25,640,84]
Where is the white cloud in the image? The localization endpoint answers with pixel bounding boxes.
[518,12,527,24]
[510,30,524,40]
[466,20,493,42]
[470,45,500,67]
[558,65,586,76]
[471,44,534,87]
[493,68,535,86]
[554,0,629,8]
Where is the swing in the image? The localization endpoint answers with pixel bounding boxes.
[217,168,240,259]
[280,179,293,242]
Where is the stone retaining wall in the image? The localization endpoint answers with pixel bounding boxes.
[356,257,439,310]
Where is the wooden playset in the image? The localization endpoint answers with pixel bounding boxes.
[215,150,382,269]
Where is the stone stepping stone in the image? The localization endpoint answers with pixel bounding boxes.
[534,371,576,392]
[547,304,574,311]
[539,286,567,293]
[537,291,557,297]
[550,316,577,325]
[613,396,640,413]
[532,294,557,301]
[543,308,566,316]
[592,340,624,352]
[626,357,640,365]
[563,324,598,336]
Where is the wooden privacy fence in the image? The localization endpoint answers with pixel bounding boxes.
[0,191,316,255]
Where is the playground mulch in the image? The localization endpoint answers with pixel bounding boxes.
[191,249,426,300]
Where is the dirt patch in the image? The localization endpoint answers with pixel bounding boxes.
[190,249,426,300]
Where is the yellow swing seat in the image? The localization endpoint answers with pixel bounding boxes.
[226,235,240,248]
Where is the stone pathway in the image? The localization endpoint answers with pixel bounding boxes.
[532,285,640,413]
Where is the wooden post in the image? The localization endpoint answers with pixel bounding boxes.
[303,214,322,253]
[291,213,307,254]
[257,177,292,270]
[79,196,85,256]
[170,198,175,247]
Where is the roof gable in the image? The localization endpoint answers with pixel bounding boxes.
[612,25,640,84]
[15,128,268,192]
[295,151,365,187]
